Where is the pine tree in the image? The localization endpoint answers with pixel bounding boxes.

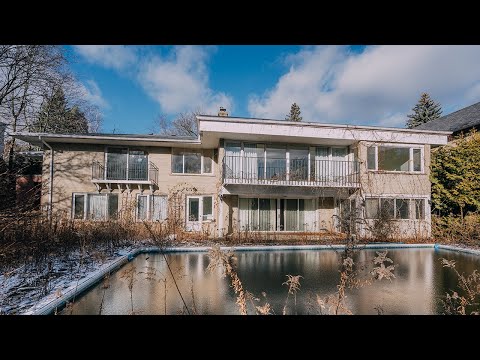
[30,87,89,134]
[285,103,302,122]
[406,93,442,128]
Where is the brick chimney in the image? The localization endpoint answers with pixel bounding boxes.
[218,107,229,117]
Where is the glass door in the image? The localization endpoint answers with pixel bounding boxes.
[225,142,241,180]
[106,148,128,180]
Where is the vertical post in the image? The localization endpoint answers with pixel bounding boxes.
[40,137,54,220]
[218,193,224,238]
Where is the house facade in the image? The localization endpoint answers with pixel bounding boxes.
[11,113,450,239]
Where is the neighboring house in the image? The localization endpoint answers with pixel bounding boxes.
[415,101,480,137]
[11,110,450,239]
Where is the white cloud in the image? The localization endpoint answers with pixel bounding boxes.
[137,46,233,114]
[248,45,480,126]
[78,79,109,109]
[73,45,137,70]
[74,45,233,116]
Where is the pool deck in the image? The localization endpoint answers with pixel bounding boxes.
[25,243,480,315]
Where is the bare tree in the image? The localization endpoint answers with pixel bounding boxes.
[153,109,202,137]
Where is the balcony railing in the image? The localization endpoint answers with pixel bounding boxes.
[92,160,158,184]
[223,155,359,187]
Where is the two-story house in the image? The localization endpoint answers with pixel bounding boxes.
[11,110,450,239]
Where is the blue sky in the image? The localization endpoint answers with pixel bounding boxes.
[69,45,480,133]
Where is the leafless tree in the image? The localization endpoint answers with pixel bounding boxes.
[153,109,202,137]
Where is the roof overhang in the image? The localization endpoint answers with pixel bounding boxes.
[10,132,202,148]
[197,116,451,147]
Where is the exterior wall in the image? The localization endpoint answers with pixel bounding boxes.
[43,143,221,232]
[41,133,436,240]
[356,142,432,238]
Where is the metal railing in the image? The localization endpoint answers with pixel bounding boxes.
[92,160,158,184]
[223,155,360,187]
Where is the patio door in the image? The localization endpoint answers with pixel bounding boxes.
[186,196,201,231]
[106,148,128,180]
[225,142,241,179]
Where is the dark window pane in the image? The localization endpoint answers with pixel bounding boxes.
[137,195,148,221]
[172,152,183,173]
[378,147,409,171]
[74,195,85,219]
[290,147,309,181]
[203,150,213,173]
[106,148,128,180]
[413,149,421,172]
[203,196,213,220]
[266,145,286,180]
[380,198,395,219]
[415,199,425,220]
[396,198,409,219]
[128,150,148,180]
[189,198,199,221]
[367,147,376,170]
[365,198,378,219]
[184,152,201,174]
[108,194,119,219]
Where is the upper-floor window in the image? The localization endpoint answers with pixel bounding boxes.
[367,145,423,172]
[106,147,148,180]
[171,149,213,174]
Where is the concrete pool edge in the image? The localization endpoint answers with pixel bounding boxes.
[27,243,478,315]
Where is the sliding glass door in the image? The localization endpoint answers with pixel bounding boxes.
[239,197,315,231]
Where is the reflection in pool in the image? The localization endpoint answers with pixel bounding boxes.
[62,248,480,315]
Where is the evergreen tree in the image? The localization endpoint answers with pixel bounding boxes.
[30,87,89,134]
[285,103,302,122]
[406,93,442,128]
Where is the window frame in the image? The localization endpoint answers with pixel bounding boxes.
[366,144,424,173]
[186,195,215,224]
[104,146,149,181]
[71,192,119,221]
[135,194,168,222]
[171,148,214,175]
[364,196,428,221]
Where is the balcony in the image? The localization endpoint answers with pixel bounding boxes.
[223,155,360,188]
[92,160,158,192]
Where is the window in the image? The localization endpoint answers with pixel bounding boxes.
[238,197,315,231]
[73,194,85,219]
[203,196,213,221]
[396,198,410,219]
[365,198,379,219]
[367,145,423,172]
[414,199,425,220]
[365,197,427,220]
[367,147,376,170]
[106,148,148,181]
[172,149,214,174]
[72,193,118,220]
[186,196,214,223]
[379,147,410,171]
[137,194,168,221]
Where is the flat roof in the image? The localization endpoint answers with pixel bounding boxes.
[10,131,201,147]
[197,115,452,136]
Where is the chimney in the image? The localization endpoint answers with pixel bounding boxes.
[218,107,229,117]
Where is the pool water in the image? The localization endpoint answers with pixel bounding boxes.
[61,248,480,315]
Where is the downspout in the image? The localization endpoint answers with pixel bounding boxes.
[40,136,54,219]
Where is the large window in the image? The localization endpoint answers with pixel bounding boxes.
[239,197,316,231]
[172,149,213,174]
[137,194,168,221]
[186,195,214,223]
[365,197,426,220]
[367,145,423,172]
[106,147,148,180]
[72,193,118,220]
[224,142,350,183]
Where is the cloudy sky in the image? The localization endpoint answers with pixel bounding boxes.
[69,45,480,133]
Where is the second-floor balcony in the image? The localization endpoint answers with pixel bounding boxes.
[223,155,360,188]
[92,160,158,190]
